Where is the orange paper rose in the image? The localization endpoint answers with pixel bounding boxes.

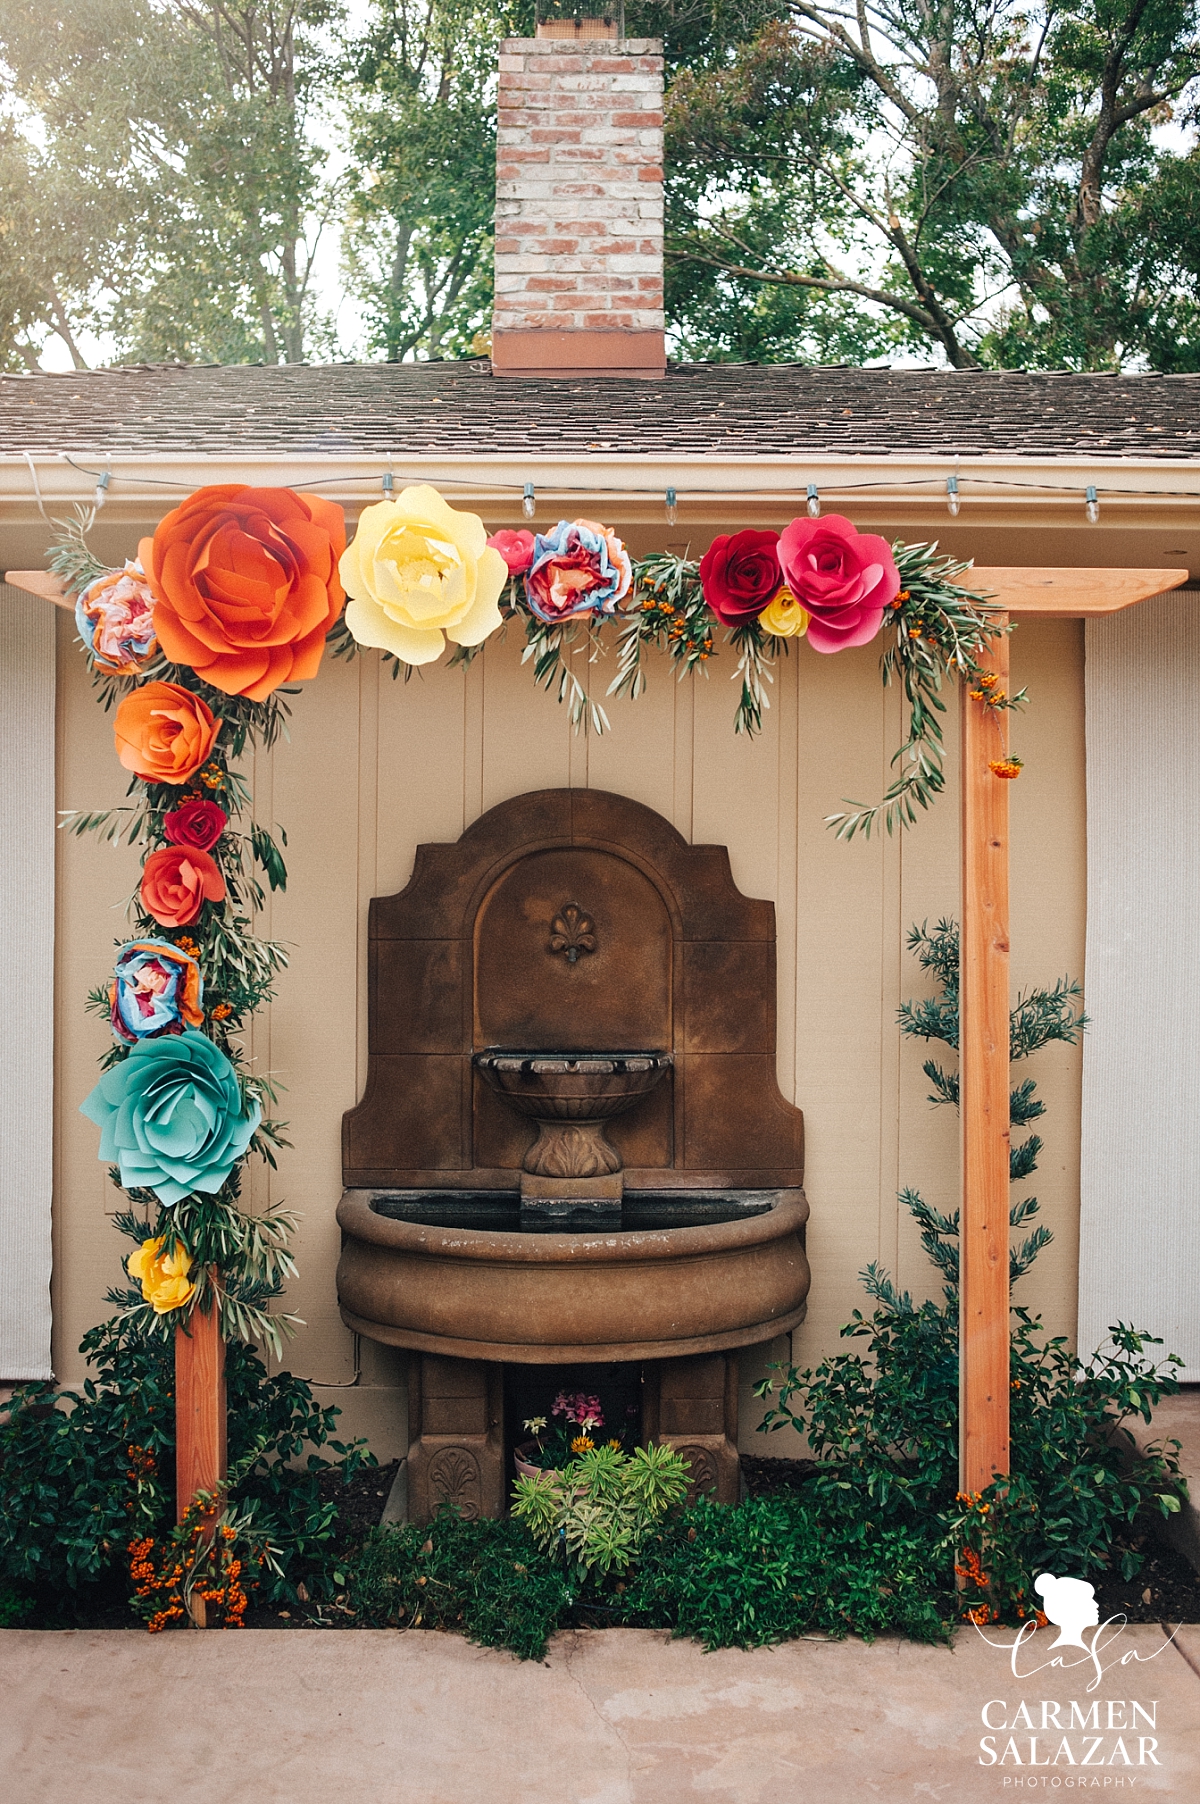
[139,486,346,701]
[140,846,226,928]
[114,682,221,786]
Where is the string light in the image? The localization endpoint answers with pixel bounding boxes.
[946,475,960,517]
[1086,484,1100,524]
[93,470,111,511]
[665,486,678,526]
[806,483,820,518]
[381,470,394,496]
[522,481,536,520]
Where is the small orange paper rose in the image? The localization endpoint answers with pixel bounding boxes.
[140,485,346,701]
[114,682,221,785]
[140,846,226,928]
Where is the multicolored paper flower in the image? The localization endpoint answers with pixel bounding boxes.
[524,519,633,625]
[75,562,158,674]
[110,939,204,1044]
[127,1235,196,1314]
[80,1029,261,1205]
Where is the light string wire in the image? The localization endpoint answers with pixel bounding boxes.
[38,451,1200,509]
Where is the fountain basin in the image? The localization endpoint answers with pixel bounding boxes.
[473,1049,673,1179]
[336,1186,810,1363]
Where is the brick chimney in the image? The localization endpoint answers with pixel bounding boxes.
[492,32,666,379]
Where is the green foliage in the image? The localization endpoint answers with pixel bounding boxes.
[511,1442,691,1582]
[753,921,1186,1620]
[346,1512,574,1660]
[661,3,1200,370]
[617,1492,951,1646]
[0,1311,371,1616]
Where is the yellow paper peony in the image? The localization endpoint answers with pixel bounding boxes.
[340,485,508,666]
[758,587,811,638]
[127,1235,196,1315]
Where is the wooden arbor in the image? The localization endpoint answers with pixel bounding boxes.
[7,558,1188,1523]
[957,567,1186,1493]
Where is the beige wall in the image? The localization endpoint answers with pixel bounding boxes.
[52,601,1086,1456]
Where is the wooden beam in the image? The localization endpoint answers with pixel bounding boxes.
[959,623,1012,1493]
[4,570,72,609]
[971,567,1188,617]
[175,1287,227,1525]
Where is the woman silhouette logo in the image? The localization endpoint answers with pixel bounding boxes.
[1034,1572,1101,1648]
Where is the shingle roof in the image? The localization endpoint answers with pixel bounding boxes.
[0,359,1197,460]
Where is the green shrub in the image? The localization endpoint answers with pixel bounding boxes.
[346,1512,573,1661]
[511,1443,690,1583]
[616,1493,950,1648]
[0,1311,371,1616]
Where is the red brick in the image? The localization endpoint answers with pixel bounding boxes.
[638,167,663,182]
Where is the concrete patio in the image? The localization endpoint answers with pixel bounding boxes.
[4,1622,1198,1802]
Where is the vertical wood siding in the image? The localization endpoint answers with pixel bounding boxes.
[1081,597,1200,1379]
[1,585,55,1379]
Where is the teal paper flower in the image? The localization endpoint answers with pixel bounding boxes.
[80,1030,260,1205]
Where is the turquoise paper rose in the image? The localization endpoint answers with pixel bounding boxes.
[80,1030,260,1205]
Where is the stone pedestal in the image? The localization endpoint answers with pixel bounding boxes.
[644,1352,740,1505]
[406,1355,505,1523]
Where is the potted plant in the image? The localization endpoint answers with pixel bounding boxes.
[514,1390,626,1478]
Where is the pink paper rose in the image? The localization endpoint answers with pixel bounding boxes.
[777,514,899,653]
[487,529,536,576]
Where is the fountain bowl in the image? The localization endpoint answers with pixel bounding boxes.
[473,1048,672,1179]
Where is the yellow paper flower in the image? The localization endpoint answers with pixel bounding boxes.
[758,587,810,638]
[340,485,508,666]
[127,1235,196,1315]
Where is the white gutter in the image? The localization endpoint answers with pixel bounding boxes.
[1,450,1199,530]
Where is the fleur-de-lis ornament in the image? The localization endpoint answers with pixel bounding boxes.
[549,903,596,964]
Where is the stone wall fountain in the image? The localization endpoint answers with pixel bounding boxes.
[336,789,810,1518]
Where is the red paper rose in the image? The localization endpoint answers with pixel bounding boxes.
[777,514,899,654]
[698,529,782,626]
[140,846,226,928]
[162,798,227,853]
[487,528,536,575]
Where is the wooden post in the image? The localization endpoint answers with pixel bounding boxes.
[959,622,1012,1492]
[175,1281,227,1523]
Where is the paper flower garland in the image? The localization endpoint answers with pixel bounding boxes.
[110,940,204,1044]
[340,484,508,665]
[75,562,158,673]
[80,1030,261,1206]
[140,486,347,701]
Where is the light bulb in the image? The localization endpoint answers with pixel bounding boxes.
[665,486,678,526]
[806,484,820,519]
[93,471,111,511]
[946,475,960,517]
[382,470,394,497]
[522,482,536,520]
[1086,484,1099,525]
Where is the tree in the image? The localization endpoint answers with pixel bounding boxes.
[662,1,1200,369]
[0,0,340,367]
[339,0,523,362]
